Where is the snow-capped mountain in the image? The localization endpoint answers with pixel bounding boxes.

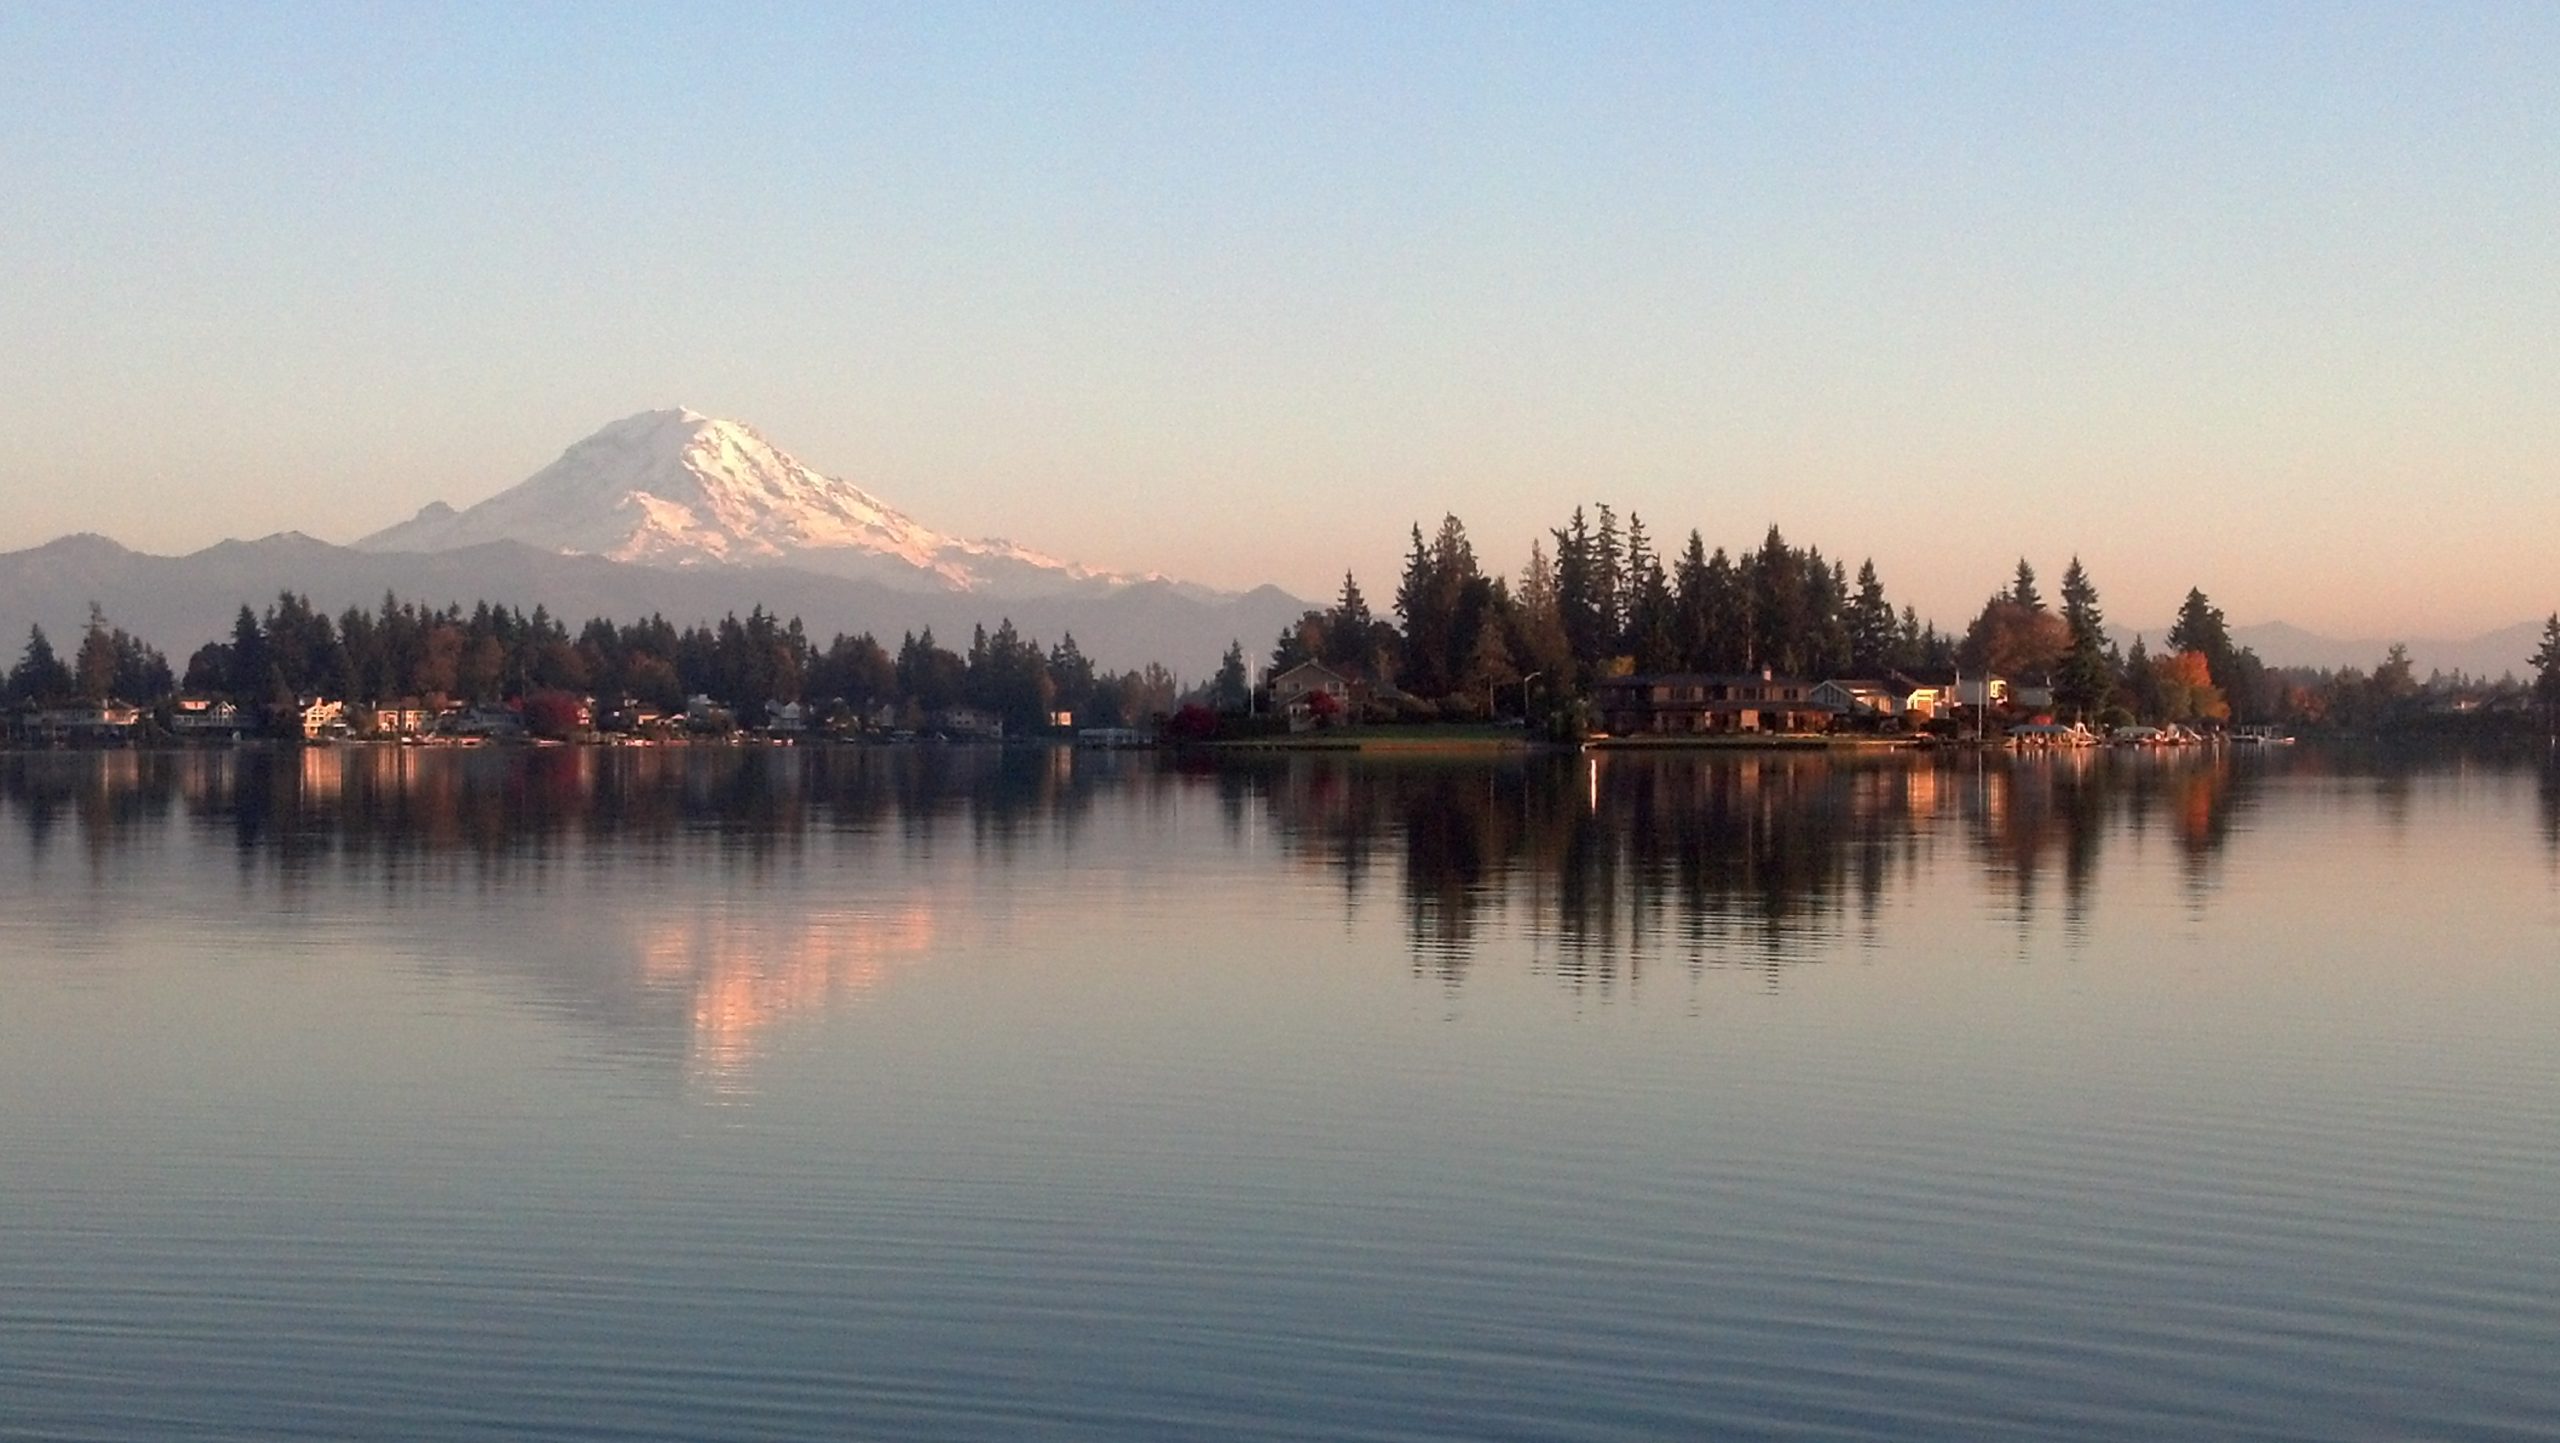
[359,409,1178,599]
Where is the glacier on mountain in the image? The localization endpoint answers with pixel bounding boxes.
[357,409,1179,600]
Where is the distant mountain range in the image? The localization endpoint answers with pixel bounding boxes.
[2,407,2544,684]
[2112,619,2548,681]
[0,410,1309,677]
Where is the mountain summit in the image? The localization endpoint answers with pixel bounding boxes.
[358,409,1162,598]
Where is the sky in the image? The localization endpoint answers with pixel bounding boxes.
[0,1,2554,639]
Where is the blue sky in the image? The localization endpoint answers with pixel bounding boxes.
[2,2,2553,636]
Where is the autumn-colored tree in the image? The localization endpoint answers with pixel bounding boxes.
[1957,597,2070,679]
[2150,649,2229,722]
[521,689,587,740]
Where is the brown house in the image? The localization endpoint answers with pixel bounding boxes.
[1269,660,1358,728]
[1592,671,1838,736]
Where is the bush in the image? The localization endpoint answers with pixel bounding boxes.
[521,690,586,740]
[1161,702,1219,743]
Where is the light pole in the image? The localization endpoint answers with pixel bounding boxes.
[1520,671,1544,724]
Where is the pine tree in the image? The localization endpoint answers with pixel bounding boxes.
[2123,635,2165,721]
[1704,548,1748,672]
[75,603,118,701]
[2531,615,2560,702]
[1749,526,1804,674]
[8,625,73,706]
[1552,509,1605,681]
[1212,640,1250,712]
[1393,524,1444,694]
[1512,540,1573,686]
[1621,513,1675,669]
[2011,558,2043,613]
[1672,531,1714,670]
[1324,571,1377,674]
[1591,504,1624,648]
[2054,557,2115,720]
[1848,559,1896,674]
[2166,588,2230,671]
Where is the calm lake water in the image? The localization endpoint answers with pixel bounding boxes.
[3,744,2556,1441]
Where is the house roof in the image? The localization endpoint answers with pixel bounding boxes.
[1269,660,1352,687]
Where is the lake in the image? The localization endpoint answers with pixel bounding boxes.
[2,744,2556,1441]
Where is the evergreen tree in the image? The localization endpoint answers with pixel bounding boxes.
[1552,509,1606,681]
[1392,524,1445,694]
[1510,540,1573,686]
[2166,588,2232,675]
[2011,558,2043,612]
[2123,636,2166,720]
[75,603,118,701]
[2529,614,2560,717]
[1847,560,1897,674]
[1211,640,1250,712]
[2165,587,2261,721]
[1672,531,1714,670]
[225,605,266,699]
[1749,526,1805,674]
[1591,504,1623,648]
[1323,571,1383,676]
[1802,553,1851,677]
[1703,547,1748,672]
[8,625,73,706]
[1621,513,1676,670]
[2054,556,2115,720]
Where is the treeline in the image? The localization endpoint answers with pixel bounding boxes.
[9,593,1184,732]
[1268,510,1960,717]
[1264,505,2560,730]
[3,605,175,708]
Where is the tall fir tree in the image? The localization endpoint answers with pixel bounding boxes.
[2054,556,2115,720]
[2010,558,2043,613]
[1848,559,1897,674]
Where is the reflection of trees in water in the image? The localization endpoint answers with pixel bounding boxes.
[1252,754,1932,989]
[1964,748,2254,932]
[2543,755,2560,859]
[7,744,2545,1008]
[0,744,1138,884]
[1244,749,2312,986]
[0,745,1161,1090]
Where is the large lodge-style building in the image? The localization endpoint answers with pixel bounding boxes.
[1591,670,1840,736]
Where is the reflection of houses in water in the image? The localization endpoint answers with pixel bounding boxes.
[297,744,345,803]
[636,903,941,1086]
[3,743,2294,1029]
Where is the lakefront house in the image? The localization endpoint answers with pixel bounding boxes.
[1268,660,1357,729]
[1591,670,1838,736]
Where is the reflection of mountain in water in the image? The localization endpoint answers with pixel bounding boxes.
[4,743,2540,1075]
[0,746,1157,1088]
